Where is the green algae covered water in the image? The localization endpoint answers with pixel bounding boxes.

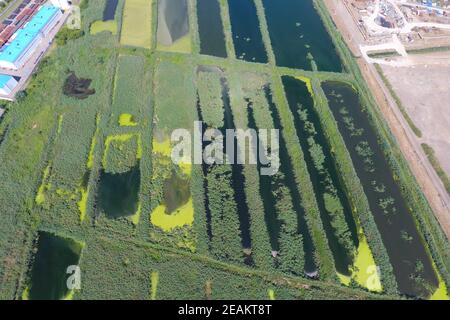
[282,76,358,277]
[98,166,141,219]
[26,232,82,300]
[322,81,439,298]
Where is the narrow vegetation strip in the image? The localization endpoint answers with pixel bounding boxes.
[421,144,450,197]
[374,64,422,138]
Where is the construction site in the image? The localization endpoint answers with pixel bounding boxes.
[341,0,450,48]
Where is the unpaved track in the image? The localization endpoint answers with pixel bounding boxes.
[381,61,450,177]
[360,60,450,239]
[324,0,363,56]
[324,0,450,240]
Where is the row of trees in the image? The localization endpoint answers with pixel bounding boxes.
[297,99,356,258]
[246,82,306,275]
[314,80,398,293]
[197,69,243,262]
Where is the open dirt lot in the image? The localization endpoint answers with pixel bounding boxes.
[380,56,450,177]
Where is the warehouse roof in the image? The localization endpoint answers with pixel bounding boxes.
[0,5,60,64]
[0,74,14,88]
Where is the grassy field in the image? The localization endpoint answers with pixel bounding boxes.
[0,0,449,300]
[120,0,152,49]
[111,55,147,125]
[90,20,118,35]
[156,34,192,54]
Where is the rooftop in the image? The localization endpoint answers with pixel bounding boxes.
[0,74,14,88]
[0,5,60,64]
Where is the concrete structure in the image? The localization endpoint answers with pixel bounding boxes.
[0,74,18,95]
[50,0,71,10]
[0,5,62,70]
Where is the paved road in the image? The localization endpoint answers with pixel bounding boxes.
[360,34,410,66]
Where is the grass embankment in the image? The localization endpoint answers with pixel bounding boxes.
[78,114,101,222]
[90,20,118,35]
[111,55,146,124]
[421,143,450,197]
[157,35,192,54]
[150,271,159,300]
[270,74,336,280]
[77,232,392,300]
[374,64,422,138]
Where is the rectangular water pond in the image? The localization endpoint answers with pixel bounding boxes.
[262,0,342,72]
[282,76,358,277]
[157,0,190,47]
[103,0,119,21]
[247,82,318,276]
[322,81,439,298]
[196,68,246,263]
[25,232,82,300]
[227,0,268,63]
[98,166,141,219]
[197,0,227,58]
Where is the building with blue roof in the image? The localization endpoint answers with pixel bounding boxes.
[0,5,62,70]
[0,74,18,95]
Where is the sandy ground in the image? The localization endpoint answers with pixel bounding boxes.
[324,0,364,56]
[381,58,450,177]
[324,0,450,239]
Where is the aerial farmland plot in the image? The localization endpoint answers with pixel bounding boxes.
[120,0,153,49]
[0,0,449,305]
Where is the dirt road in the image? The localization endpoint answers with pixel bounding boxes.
[324,0,364,56]
[324,0,450,240]
[360,60,450,238]
[381,60,450,177]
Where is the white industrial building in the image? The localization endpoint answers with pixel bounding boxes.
[0,5,63,70]
[0,75,19,96]
[50,0,71,10]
